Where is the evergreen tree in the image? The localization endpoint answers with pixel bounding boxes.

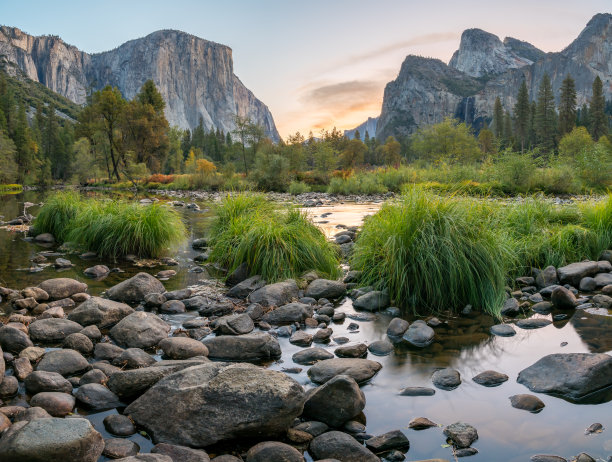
[514,80,530,152]
[354,129,361,141]
[492,97,504,139]
[535,74,557,152]
[503,110,513,148]
[590,76,607,140]
[578,103,589,129]
[558,74,577,136]
[528,101,537,148]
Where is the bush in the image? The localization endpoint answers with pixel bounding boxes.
[209,194,340,281]
[327,173,387,195]
[288,181,311,195]
[33,192,185,258]
[351,188,514,316]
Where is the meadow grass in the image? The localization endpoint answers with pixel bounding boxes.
[209,193,340,282]
[33,192,185,258]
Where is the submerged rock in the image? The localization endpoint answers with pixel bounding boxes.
[403,320,434,347]
[443,422,478,448]
[490,324,516,337]
[509,394,545,412]
[472,370,509,387]
[292,347,334,365]
[432,368,461,390]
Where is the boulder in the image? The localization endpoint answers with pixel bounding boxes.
[158,337,209,359]
[36,349,90,376]
[443,422,478,449]
[0,376,18,398]
[245,442,304,462]
[38,278,88,300]
[80,369,108,385]
[579,277,597,292]
[557,261,599,286]
[75,383,123,411]
[353,291,389,311]
[106,272,165,303]
[516,318,552,329]
[34,233,55,244]
[225,262,250,287]
[403,320,435,347]
[94,342,125,361]
[103,438,139,458]
[432,368,461,390]
[68,297,134,328]
[365,430,410,453]
[551,286,577,310]
[63,333,94,355]
[289,330,313,347]
[368,339,394,356]
[151,443,210,462]
[248,280,299,306]
[204,332,281,361]
[303,375,365,427]
[594,272,612,287]
[164,289,193,301]
[509,394,545,412]
[309,431,379,462]
[160,300,186,314]
[292,347,334,365]
[215,313,254,335]
[29,318,83,343]
[535,266,558,288]
[226,276,266,299]
[24,371,72,394]
[112,348,156,369]
[308,358,382,384]
[125,362,306,447]
[408,417,438,429]
[261,303,313,324]
[517,353,612,400]
[110,312,170,348]
[305,279,346,300]
[490,324,516,337]
[22,287,49,302]
[0,417,104,462]
[0,325,33,353]
[84,265,110,278]
[335,343,367,358]
[501,297,520,316]
[29,392,75,417]
[472,370,509,387]
[103,414,136,437]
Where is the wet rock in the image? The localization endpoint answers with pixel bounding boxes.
[246,303,264,320]
[403,320,435,347]
[156,270,176,279]
[103,438,140,458]
[80,369,108,385]
[456,448,479,457]
[432,368,461,390]
[0,417,104,461]
[160,300,186,314]
[75,383,123,411]
[585,422,603,434]
[365,429,410,453]
[573,454,595,462]
[530,456,567,462]
[335,343,367,358]
[517,353,612,400]
[353,291,389,311]
[94,343,125,361]
[594,272,612,287]
[289,330,313,347]
[0,325,34,353]
[215,313,254,335]
[309,431,379,462]
[443,422,478,449]
[472,370,509,387]
[368,339,394,356]
[409,417,438,429]
[308,358,382,384]
[204,332,280,361]
[248,279,299,306]
[30,392,75,417]
[532,301,553,314]
[106,272,165,304]
[151,443,211,462]
[38,278,88,300]
[112,348,156,369]
[25,371,72,394]
[343,270,362,283]
[13,356,33,380]
[115,455,173,462]
[509,394,545,412]
[0,376,18,398]
[158,337,209,359]
[145,293,167,308]
[29,318,84,343]
[262,302,313,325]
[197,300,235,317]
[226,275,266,299]
[13,297,37,310]
[84,265,110,278]
[293,420,329,437]
[490,324,516,337]
[110,312,170,348]
[557,261,599,286]
[80,325,102,342]
[551,286,577,310]
[399,386,436,396]
[63,333,94,355]
[313,328,333,343]
[516,318,552,329]
[246,441,304,462]
[37,349,90,376]
[501,297,520,316]
[292,347,334,365]
[579,277,597,292]
[125,362,306,447]
[164,289,193,301]
[303,375,365,427]
[92,362,123,377]
[103,414,136,436]
[306,279,346,300]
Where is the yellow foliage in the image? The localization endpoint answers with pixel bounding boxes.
[196,159,217,174]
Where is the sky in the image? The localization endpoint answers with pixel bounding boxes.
[1,0,610,138]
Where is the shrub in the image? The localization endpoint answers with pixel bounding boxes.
[288,181,311,195]
[32,191,84,241]
[209,194,340,281]
[351,188,514,316]
[147,174,175,184]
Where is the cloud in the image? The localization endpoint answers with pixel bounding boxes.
[301,80,382,113]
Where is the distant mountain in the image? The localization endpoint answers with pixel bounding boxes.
[0,27,280,140]
[377,13,612,141]
[344,117,378,140]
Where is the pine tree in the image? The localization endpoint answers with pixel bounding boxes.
[354,129,361,141]
[514,80,530,152]
[535,74,557,152]
[590,76,607,140]
[558,74,577,136]
[503,110,513,149]
[492,97,504,139]
[528,101,537,149]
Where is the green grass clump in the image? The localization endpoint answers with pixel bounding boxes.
[288,181,311,195]
[33,192,185,258]
[351,187,514,316]
[209,193,340,282]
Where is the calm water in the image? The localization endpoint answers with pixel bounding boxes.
[0,190,611,462]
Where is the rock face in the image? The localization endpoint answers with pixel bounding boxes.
[125,362,305,447]
[0,417,104,462]
[517,353,612,400]
[0,27,279,139]
[377,13,612,140]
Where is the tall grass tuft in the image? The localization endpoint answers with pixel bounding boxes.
[33,193,185,258]
[351,188,515,316]
[209,194,340,282]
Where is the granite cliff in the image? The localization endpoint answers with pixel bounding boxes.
[0,27,279,140]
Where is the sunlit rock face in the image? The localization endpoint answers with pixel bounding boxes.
[0,27,279,140]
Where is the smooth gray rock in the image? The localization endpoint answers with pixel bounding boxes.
[557,261,599,286]
[75,383,123,411]
[158,337,209,359]
[306,279,346,300]
[443,422,478,448]
[30,392,75,417]
[84,265,110,278]
[112,348,156,369]
[353,291,389,311]
[262,302,313,324]
[38,278,88,300]
[551,286,577,310]
[125,362,305,447]
[63,333,94,355]
[517,353,612,400]
[0,325,33,353]
[248,279,299,306]
[509,394,545,412]
[24,371,72,394]
[368,339,394,356]
[29,318,83,343]
[432,368,461,390]
[245,441,304,462]
[151,443,210,462]
[594,272,612,287]
[289,330,313,347]
[104,414,136,436]
[203,332,280,361]
[501,297,520,316]
[159,300,186,314]
[215,313,254,335]
[516,318,552,329]
[110,312,170,349]
[335,343,367,358]
[309,431,379,462]
[303,375,365,427]
[94,342,125,361]
[36,349,90,376]
[103,438,140,458]
[292,347,334,365]
[106,272,165,303]
[490,324,516,336]
[226,275,266,299]
[579,277,597,292]
[365,429,410,453]
[403,320,435,347]
[308,358,382,384]
[536,266,558,288]
[472,370,509,387]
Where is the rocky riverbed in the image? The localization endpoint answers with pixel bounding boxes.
[0,190,611,462]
